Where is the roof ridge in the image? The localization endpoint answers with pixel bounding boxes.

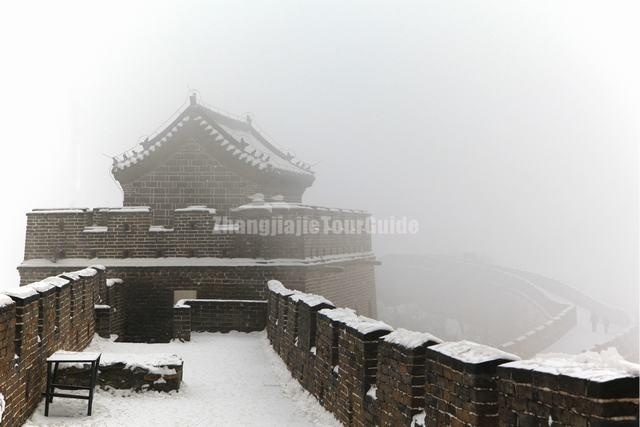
[111,97,314,181]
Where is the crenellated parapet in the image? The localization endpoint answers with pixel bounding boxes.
[23,203,372,262]
[0,266,127,426]
[265,280,640,427]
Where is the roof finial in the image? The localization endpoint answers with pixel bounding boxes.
[189,92,197,106]
[245,114,252,125]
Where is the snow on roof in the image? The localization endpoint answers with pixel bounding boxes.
[0,294,15,308]
[174,205,216,214]
[90,264,106,271]
[318,307,358,324]
[3,286,39,299]
[94,304,111,310]
[383,328,442,349]
[112,101,314,181]
[290,292,333,308]
[106,278,124,288]
[502,348,640,382]
[346,316,393,335]
[83,226,108,233]
[430,340,520,364]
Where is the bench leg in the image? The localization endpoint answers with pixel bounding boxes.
[49,362,59,403]
[87,361,98,416]
[44,362,52,416]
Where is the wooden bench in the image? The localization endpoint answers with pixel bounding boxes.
[44,351,101,416]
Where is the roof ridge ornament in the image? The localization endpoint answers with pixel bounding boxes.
[189,92,198,106]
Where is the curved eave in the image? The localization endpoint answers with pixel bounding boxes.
[111,106,315,188]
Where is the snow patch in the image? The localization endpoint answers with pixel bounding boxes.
[318,307,358,324]
[502,348,639,382]
[0,295,14,308]
[83,226,108,233]
[267,280,296,296]
[149,226,174,232]
[430,340,520,364]
[366,385,377,400]
[290,292,333,308]
[76,268,98,277]
[30,209,86,214]
[3,286,38,299]
[21,252,376,269]
[174,205,216,214]
[98,207,150,213]
[346,316,393,335]
[27,282,55,293]
[383,328,442,349]
[40,276,70,288]
[411,410,426,427]
[106,278,123,288]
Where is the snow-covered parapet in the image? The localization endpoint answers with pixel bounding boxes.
[345,315,393,336]
[382,328,442,349]
[318,307,358,324]
[290,292,333,308]
[497,349,639,425]
[429,340,520,365]
[267,280,298,297]
[39,276,70,288]
[2,286,39,301]
[501,348,639,383]
[75,267,99,278]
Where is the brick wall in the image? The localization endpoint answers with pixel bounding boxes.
[266,281,640,427]
[498,359,640,426]
[20,258,376,342]
[172,299,267,338]
[0,267,117,427]
[120,141,304,223]
[23,207,372,262]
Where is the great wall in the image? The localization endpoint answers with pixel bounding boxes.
[0,95,637,425]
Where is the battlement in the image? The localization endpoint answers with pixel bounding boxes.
[0,266,127,426]
[265,280,640,427]
[24,203,372,261]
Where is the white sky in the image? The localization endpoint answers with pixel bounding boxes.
[0,1,637,314]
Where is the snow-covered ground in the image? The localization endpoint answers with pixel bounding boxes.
[25,332,339,427]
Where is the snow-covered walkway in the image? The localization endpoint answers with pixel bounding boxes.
[25,332,339,427]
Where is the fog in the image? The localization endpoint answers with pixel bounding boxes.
[0,0,637,325]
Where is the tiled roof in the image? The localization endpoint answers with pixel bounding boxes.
[111,96,314,182]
